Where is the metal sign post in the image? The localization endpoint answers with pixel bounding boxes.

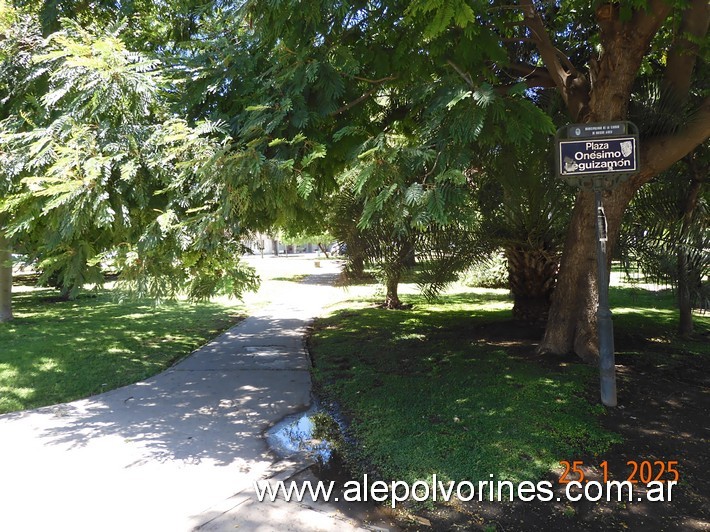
[555,122,640,407]
[594,186,616,406]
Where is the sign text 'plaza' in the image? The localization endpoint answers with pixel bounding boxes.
[558,137,638,177]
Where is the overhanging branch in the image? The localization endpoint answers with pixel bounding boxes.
[662,0,710,104]
[518,0,589,119]
[505,62,556,87]
[635,96,710,186]
[345,74,398,85]
[332,85,383,115]
[447,60,474,88]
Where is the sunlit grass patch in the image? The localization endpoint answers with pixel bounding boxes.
[0,286,244,414]
[611,286,709,355]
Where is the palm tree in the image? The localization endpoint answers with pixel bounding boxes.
[329,190,368,280]
[619,149,709,336]
[330,129,482,308]
[474,142,573,322]
[617,76,709,337]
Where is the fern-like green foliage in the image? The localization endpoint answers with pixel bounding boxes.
[620,159,709,297]
[330,125,487,304]
[0,17,264,300]
[405,0,476,39]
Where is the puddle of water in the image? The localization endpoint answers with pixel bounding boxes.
[268,407,402,530]
[266,407,334,462]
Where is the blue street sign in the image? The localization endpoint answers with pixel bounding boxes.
[558,136,638,177]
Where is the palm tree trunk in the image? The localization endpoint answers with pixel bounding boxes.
[678,250,693,336]
[678,174,703,337]
[505,246,558,323]
[384,272,401,309]
[347,253,365,278]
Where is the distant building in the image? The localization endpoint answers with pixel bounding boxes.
[243,233,316,256]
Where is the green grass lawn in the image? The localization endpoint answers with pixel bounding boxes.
[309,285,709,490]
[0,287,244,414]
[610,286,710,361]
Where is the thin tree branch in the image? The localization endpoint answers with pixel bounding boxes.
[505,62,555,85]
[422,151,441,183]
[446,60,474,88]
[501,20,532,29]
[501,37,536,44]
[345,74,398,84]
[552,46,578,76]
[495,62,557,91]
[329,74,398,115]
[518,0,589,119]
[332,85,383,115]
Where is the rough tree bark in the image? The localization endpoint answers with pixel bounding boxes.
[0,229,13,323]
[505,246,558,323]
[347,253,365,278]
[519,0,710,359]
[540,184,636,360]
[384,271,402,309]
[541,108,710,359]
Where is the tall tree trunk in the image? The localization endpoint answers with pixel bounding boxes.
[678,169,704,337]
[0,229,13,323]
[505,246,558,323]
[537,6,660,360]
[384,271,401,309]
[524,0,709,360]
[677,250,693,337]
[404,245,416,268]
[344,235,366,279]
[348,254,365,278]
[539,183,635,361]
[382,241,413,309]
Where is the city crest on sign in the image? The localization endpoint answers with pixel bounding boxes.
[554,121,640,190]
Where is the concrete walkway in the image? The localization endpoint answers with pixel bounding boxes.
[0,258,382,531]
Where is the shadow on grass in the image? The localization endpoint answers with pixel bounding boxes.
[309,286,710,529]
[1,312,314,467]
[0,288,245,414]
[310,291,617,486]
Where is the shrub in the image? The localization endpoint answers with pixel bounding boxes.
[462,251,508,289]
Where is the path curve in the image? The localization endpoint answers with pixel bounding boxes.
[0,258,374,531]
